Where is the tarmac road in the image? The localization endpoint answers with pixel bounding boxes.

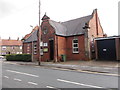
[2,62,119,90]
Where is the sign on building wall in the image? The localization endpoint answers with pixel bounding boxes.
[43,43,48,46]
[40,49,43,55]
[40,42,43,46]
[43,48,48,52]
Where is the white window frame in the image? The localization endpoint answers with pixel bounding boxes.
[20,46,22,49]
[34,43,37,55]
[72,39,79,53]
[2,46,6,50]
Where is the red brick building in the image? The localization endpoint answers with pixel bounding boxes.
[0,38,22,55]
[22,26,39,61]
[40,9,104,62]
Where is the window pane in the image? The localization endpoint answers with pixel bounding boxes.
[74,44,78,47]
[73,39,78,43]
[20,46,22,49]
[74,48,78,51]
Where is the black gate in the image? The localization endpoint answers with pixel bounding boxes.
[97,39,116,60]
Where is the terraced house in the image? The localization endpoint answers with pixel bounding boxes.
[40,9,105,62]
[0,38,22,55]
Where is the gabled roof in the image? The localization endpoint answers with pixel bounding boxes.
[42,14,50,20]
[23,26,39,43]
[49,20,67,36]
[0,39,22,46]
[24,30,38,43]
[48,10,95,36]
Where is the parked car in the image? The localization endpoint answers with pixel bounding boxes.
[0,56,6,60]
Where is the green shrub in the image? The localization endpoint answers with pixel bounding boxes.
[6,54,31,62]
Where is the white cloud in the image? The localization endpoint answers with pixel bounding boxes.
[0,0,119,39]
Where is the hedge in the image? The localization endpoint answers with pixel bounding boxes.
[6,54,31,62]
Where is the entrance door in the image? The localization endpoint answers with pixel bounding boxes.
[49,40,54,60]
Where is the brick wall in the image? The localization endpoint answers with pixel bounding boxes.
[41,20,55,61]
[66,35,87,60]
[23,41,39,61]
[87,10,104,59]
[88,10,104,40]
[57,36,66,60]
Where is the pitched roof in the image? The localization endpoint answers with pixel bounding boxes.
[23,26,39,43]
[1,39,22,46]
[42,14,50,20]
[49,20,67,36]
[48,11,95,36]
[24,30,38,43]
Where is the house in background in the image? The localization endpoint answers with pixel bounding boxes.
[22,26,39,61]
[40,9,105,62]
[0,37,22,55]
[95,36,120,60]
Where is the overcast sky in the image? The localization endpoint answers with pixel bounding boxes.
[0,0,119,39]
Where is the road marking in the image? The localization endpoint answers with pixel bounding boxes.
[6,70,39,77]
[104,68,113,69]
[46,86,55,89]
[13,78,22,82]
[52,67,72,71]
[46,86,61,90]
[77,70,119,77]
[28,82,38,85]
[4,76,9,79]
[57,79,103,88]
[3,62,18,65]
[91,67,100,69]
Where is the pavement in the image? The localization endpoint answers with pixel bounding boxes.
[2,60,120,76]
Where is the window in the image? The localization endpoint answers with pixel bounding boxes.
[34,43,37,54]
[72,39,79,53]
[27,44,30,53]
[12,46,15,49]
[20,46,22,49]
[2,46,6,50]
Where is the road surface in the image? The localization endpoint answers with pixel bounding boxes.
[2,61,119,90]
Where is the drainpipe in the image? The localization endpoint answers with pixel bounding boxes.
[54,35,58,62]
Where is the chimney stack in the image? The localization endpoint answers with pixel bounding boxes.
[17,37,19,41]
[8,37,11,40]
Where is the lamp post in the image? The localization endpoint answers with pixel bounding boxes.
[30,25,34,62]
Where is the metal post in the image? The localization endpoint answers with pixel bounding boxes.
[38,0,41,65]
[30,25,34,62]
